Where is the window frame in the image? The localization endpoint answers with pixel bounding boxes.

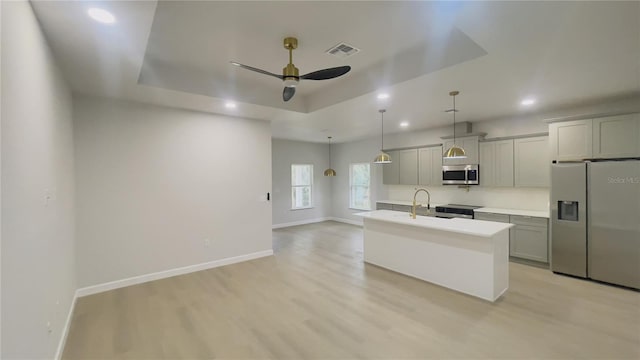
[291,164,314,210]
[349,162,371,211]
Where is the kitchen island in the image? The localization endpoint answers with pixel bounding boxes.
[356,210,513,302]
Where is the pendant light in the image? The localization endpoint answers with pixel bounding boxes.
[444,90,467,159]
[324,136,336,176]
[373,109,391,164]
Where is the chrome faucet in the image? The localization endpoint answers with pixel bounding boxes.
[411,188,431,219]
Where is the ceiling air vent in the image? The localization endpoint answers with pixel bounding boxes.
[326,42,360,58]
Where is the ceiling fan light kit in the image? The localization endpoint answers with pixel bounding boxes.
[230,37,351,102]
[373,109,392,164]
[444,90,467,159]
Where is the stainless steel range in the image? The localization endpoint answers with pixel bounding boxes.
[434,204,483,219]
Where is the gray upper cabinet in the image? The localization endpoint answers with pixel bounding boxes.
[418,146,443,186]
[550,114,640,161]
[398,149,418,185]
[479,140,514,187]
[382,150,399,185]
[514,136,549,187]
[592,113,640,159]
[442,136,479,165]
[549,119,592,161]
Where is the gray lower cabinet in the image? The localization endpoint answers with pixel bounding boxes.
[376,202,393,210]
[475,212,548,263]
[475,212,510,223]
[510,215,548,263]
[391,204,411,213]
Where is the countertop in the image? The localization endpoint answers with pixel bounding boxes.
[377,200,549,218]
[355,210,514,238]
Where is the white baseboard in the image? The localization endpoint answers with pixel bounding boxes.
[76,249,274,298]
[272,217,330,229]
[328,217,363,227]
[55,291,78,360]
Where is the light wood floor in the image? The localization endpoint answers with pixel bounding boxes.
[63,221,640,359]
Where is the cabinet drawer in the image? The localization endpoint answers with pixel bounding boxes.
[392,204,411,212]
[510,215,547,227]
[475,213,510,223]
[376,202,393,210]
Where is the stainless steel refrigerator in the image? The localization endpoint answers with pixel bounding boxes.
[551,160,640,289]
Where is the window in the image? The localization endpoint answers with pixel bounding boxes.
[291,164,313,209]
[350,163,371,210]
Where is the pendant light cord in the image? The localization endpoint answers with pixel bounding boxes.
[380,109,386,151]
[453,94,456,146]
[328,137,332,167]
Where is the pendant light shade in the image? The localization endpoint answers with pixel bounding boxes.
[444,145,466,158]
[444,91,467,159]
[324,136,336,176]
[373,109,392,164]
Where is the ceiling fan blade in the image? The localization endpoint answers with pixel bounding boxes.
[301,66,351,80]
[230,61,283,80]
[283,86,296,102]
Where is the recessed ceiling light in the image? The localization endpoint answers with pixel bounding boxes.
[400,121,409,128]
[225,102,237,109]
[88,8,116,24]
[377,93,389,100]
[521,98,536,106]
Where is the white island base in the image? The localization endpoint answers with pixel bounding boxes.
[357,210,512,302]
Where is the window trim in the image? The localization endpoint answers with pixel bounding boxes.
[349,162,371,211]
[291,164,314,210]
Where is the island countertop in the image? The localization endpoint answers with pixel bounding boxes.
[355,210,513,238]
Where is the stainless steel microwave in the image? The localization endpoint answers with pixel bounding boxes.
[442,164,479,185]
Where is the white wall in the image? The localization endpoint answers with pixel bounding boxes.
[1,1,76,358]
[74,95,272,288]
[0,0,4,355]
[331,137,387,224]
[271,139,332,227]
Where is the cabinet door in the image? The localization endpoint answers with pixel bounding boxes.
[510,223,548,263]
[480,140,514,187]
[443,136,479,165]
[382,150,399,184]
[495,140,514,187]
[514,136,550,187]
[430,146,443,185]
[398,149,418,185]
[418,146,443,186]
[593,114,640,158]
[549,119,592,161]
[479,142,496,187]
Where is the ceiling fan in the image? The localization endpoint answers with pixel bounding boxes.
[230,37,351,102]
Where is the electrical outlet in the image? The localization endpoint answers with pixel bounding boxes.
[46,321,52,334]
[204,238,212,247]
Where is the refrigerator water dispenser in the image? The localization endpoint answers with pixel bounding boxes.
[558,201,579,221]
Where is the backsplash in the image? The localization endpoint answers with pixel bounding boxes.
[386,185,549,211]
